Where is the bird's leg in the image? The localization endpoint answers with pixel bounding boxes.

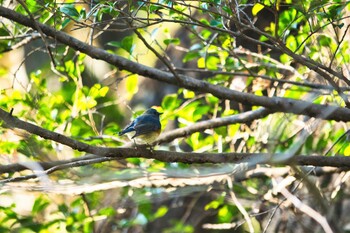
[146,143,155,152]
[132,140,147,150]
[133,139,138,149]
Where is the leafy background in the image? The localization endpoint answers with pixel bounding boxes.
[0,0,350,232]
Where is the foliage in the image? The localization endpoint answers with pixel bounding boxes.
[0,0,350,232]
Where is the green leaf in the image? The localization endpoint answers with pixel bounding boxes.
[280,54,291,64]
[199,18,210,26]
[32,197,49,214]
[206,94,219,104]
[286,35,297,51]
[193,105,210,120]
[163,38,180,45]
[328,3,347,20]
[99,207,116,217]
[79,8,86,19]
[162,94,181,110]
[88,84,108,98]
[183,51,200,63]
[26,0,38,12]
[152,206,168,220]
[210,19,222,27]
[252,3,264,16]
[121,36,135,54]
[205,200,221,210]
[201,29,212,39]
[60,4,80,18]
[89,84,101,98]
[99,86,109,97]
[318,35,332,46]
[206,56,220,70]
[149,4,163,12]
[217,205,234,223]
[108,36,135,54]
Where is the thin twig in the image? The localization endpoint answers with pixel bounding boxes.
[16,0,57,67]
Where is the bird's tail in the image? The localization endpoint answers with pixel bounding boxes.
[118,127,134,136]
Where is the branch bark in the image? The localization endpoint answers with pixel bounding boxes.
[1,107,350,178]
[1,6,350,121]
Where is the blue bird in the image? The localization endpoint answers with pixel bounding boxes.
[118,108,162,145]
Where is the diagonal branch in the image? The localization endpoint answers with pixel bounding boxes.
[156,107,271,144]
[1,6,350,121]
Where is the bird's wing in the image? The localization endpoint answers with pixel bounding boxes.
[118,120,136,135]
[132,117,161,138]
[132,123,159,138]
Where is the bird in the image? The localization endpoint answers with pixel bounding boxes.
[118,108,162,145]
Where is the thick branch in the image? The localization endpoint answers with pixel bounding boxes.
[1,6,350,121]
[1,151,350,177]
[1,108,350,179]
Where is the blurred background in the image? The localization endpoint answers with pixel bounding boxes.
[1,0,350,232]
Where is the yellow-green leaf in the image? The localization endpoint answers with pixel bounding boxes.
[153,206,168,219]
[252,3,264,16]
[99,86,109,97]
[197,57,205,68]
[126,74,138,100]
[344,144,350,156]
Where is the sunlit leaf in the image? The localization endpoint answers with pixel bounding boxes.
[162,94,181,110]
[205,200,221,210]
[252,3,265,16]
[197,57,205,68]
[183,90,195,99]
[206,56,220,70]
[126,74,138,100]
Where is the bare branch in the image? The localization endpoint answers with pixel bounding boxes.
[279,187,333,233]
[156,107,271,144]
[1,33,40,52]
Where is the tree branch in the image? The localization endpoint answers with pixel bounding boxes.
[1,6,350,121]
[0,154,111,174]
[156,107,272,144]
[16,0,57,67]
[1,107,350,180]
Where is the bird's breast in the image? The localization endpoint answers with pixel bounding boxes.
[134,131,161,144]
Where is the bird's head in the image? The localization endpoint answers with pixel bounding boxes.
[144,108,162,116]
